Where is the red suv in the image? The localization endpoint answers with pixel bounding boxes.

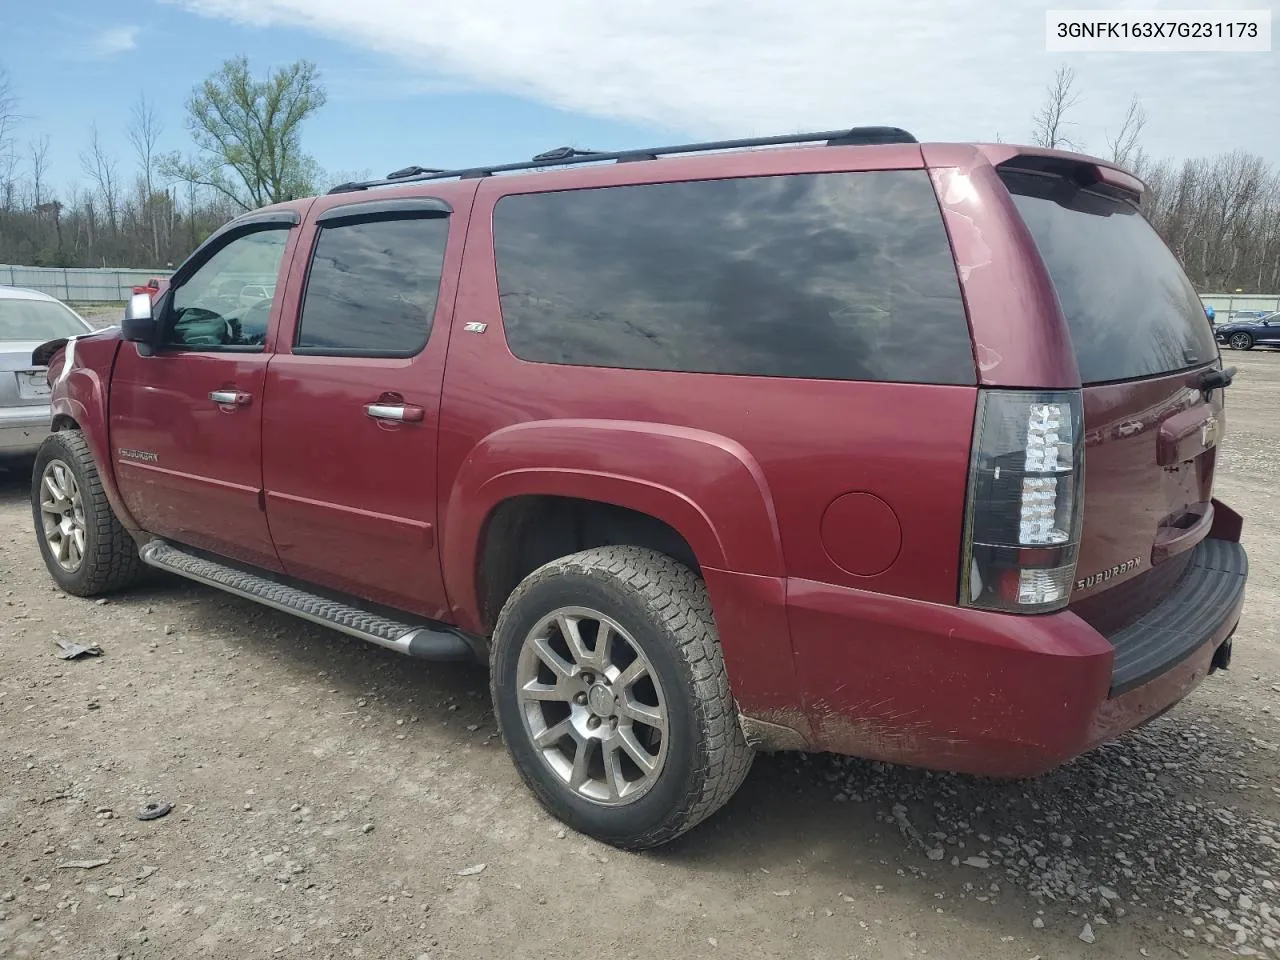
[29,127,1247,849]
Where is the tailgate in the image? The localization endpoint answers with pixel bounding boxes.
[999,165,1226,636]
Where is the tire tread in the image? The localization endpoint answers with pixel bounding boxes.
[492,545,753,849]
[34,431,146,596]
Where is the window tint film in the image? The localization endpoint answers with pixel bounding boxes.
[297,216,449,355]
[492,171,974,384]
[169,229,287,349]
[1002,170,1218,384]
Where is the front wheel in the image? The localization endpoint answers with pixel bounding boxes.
[31,431,147,596]
[490,546,754,849]
[1229,332,1254,350]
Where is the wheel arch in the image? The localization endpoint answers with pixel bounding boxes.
[442,419,786,635]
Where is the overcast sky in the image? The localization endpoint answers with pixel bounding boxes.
[6,0,1278,191]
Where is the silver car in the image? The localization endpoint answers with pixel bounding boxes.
[1,287,95,469]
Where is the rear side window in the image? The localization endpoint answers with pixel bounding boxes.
[492,171,975,384]
[296,216,449,356]
[1002,170,1218,384]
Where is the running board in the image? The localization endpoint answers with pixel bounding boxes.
[139,541,476,662]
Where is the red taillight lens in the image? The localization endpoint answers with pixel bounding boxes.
[960,389,1085,614]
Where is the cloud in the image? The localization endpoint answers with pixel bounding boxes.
[173,0,1279,160]
[90,25,141,58]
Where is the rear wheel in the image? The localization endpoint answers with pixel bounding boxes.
[491,546,753,849]
[1229,332,1254,350]
[31,431,147,597]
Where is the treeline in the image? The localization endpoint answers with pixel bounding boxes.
[2,58,1279,293]
[1140,153,1280,293]
[0,58,333,271]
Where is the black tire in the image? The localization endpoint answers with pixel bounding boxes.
[30,431,147,597]
[491,546,754,849]
[1229,332,1254,351]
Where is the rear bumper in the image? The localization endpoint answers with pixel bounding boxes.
[780,537,1246,778]
[0,405,51,456]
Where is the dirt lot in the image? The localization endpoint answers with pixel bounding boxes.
[2,344,1278,960]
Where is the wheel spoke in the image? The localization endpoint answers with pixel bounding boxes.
[53,464,71,498]
[533,717,574,749]
[521,678,570,703]
[43,474,66,507]
[615,728,659,775]
[56,532,70,562]
[595,620,616,671]
[70,529,85,563]
[569,737,593,790]
[614,658,648,690]
[531,636,575,681]
[602,743,627,801]
[557,614,593,667]
[620,698,666,732]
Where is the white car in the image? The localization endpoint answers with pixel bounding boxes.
[0,287,95,471]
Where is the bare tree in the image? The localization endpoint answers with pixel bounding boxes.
[0,66,21,210]
[28,135,49,209]
[1106,96,1148,168]
[1031,65,1082,151]
[127,93,164,262]
[80,124,120,235]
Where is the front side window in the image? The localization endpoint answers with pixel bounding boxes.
[492,170,975,384]
[167,229,288,349]
[295,215,450,356]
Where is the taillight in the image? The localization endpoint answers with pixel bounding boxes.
[960,389,1084,614]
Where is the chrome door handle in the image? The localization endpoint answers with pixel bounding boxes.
[210,389,251,406]
[365,403,424,423]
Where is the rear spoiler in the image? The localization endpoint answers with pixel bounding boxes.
[976,145,1145,202]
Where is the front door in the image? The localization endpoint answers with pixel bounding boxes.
[261,192,470,620]
[110,217,300,570]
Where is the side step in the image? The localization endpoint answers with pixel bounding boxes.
[139,541,476,662]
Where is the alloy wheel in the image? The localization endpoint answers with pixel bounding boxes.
[515,606,669,805]
[39,459,86,572]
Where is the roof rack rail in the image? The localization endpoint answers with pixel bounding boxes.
[387,164,447,180]
[326,125,917,194]
[531,146,606,163]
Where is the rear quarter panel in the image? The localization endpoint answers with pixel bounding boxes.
[438,148,980,719]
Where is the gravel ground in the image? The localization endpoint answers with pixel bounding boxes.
[1,344,1278,960]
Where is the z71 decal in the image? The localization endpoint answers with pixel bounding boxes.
[1076,556,1141,591]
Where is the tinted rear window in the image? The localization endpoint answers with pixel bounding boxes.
[1002,170,1217,384]
[492,170,975,384]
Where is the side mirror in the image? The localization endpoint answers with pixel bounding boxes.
[122,292,157,344]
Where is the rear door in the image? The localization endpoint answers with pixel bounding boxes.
[1000,167,1224,633]
[260,189,473,621]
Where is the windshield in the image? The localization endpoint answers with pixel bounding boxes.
[0,297,88,341]
[1001,170,1218,385]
